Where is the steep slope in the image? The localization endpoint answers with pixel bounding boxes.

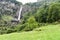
[0,0,22,23]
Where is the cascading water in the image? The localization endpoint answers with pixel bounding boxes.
[11,5,23,23]
[18,5,23,21]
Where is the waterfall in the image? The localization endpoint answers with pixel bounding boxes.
[18,5,23,21]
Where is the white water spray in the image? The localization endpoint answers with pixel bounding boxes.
[18,5,23,21]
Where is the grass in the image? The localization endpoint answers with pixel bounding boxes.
[0,24,60,40]
[2,15,13,21]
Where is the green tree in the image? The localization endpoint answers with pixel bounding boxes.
[23,16,39,31]
[35,5,48,23]
[47,3,60,22]
[35,3,60,23]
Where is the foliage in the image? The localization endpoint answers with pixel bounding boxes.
[6,0,22,5]
[35,5,48,23]
[47,3,60,22]
[0,0,60,35]
[0,24,60,40]
[2,15,13,22]
[35,3,60,23]
[22,16,39,31]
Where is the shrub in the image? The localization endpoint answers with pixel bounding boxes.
[22,16,39,31]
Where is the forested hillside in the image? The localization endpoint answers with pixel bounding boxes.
[0,0,22,34]
[0,0,22,24]
[0,0,60,35]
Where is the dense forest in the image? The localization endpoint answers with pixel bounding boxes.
[0,0,60,34]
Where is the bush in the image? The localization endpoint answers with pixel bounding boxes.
[22,16,39,31]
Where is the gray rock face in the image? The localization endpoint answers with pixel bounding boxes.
[0,0,22,16]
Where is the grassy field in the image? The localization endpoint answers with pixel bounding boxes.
[0,24,60,40]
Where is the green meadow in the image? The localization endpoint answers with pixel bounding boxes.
[0,24,60,40]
